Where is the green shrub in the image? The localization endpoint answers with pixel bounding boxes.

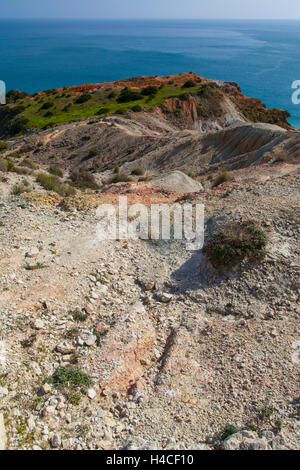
[71,309,88,322]
[24,262,47,271]
[7,151,22,159]
[179,93,190,101]
[64,328,79,339]
[0,160,29,174]
[75,93,91,104]
[203,221,267,268]
[10,181,31,196]
[36,172,58,190]
[22,158,37,170]
[67,390,82,405]
[40,101,53,110]
[8,117,29,135]
[131,167,144,176]
[70,170,100,190]
[50,367,93,388]
[0,160,7,172]
[213,171,229,187]
[5,160,15,171]
[36,172,75,197]
[6,89,29,103]
[0,141,7,152]
[111,173,132,183]
[12,166,31,175]
[108,91,117,99]
[117,87,141,103]
[261,406,275,420]
[48,165,64,178]
[141,86,158,97]
[221,425,238,440]
[0,106,29,137]
[182,80,196,89]
[88,148,98,157]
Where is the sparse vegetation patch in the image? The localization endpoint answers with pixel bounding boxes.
[203,221,267,267]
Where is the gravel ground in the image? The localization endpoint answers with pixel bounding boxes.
[0,172,299,450]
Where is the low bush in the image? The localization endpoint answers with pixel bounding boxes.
[40,101,54,110]
[63,103,71,112]
[221,425,238,440]
[48,165,64,178]
[107,91,117,99]
[12,166,31,175]
[88,148,98,157]
[131,167,144,176]
[67,390,82,405]
[22,158,37,170]
[203,221,267,267]
[36,172,75,197]
[6,89,29,103]
[10,181,31,196]
[4,160,15,171]
[182,80,196,89]
[0,141,7,152]
[117,87,141,103]
[110,172,133,183]
[70,170,100,190]
[0,160,7,172]
[71,309,88,322]
[141,86,158,97]
[0,159,30,174]
[213,171,229,187]
[75,93,91,104]
[50,367,93,388]
[179,93,190,101]
[36,172,59,191]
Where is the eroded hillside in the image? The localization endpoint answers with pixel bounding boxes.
[0,74,299,451]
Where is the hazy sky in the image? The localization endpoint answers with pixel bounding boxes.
[1,0,300,19]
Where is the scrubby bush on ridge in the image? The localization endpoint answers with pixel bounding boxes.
[203,221,267,268]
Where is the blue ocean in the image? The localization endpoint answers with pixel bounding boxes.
[0,19,299,128]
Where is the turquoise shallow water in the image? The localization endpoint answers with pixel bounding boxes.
[0,19,299,128]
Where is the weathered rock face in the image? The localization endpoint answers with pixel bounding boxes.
[16,115,298,184]
[5,73,295,180]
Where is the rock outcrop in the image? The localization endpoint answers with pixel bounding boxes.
[152,171,203,193]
